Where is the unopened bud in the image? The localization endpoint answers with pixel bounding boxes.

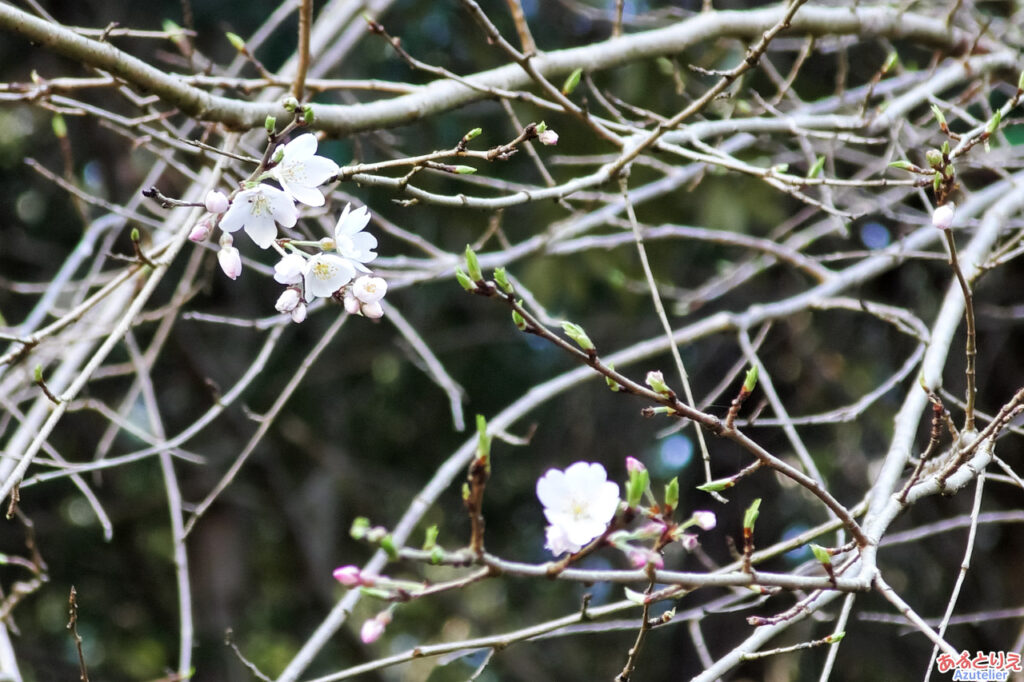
[537,129,559,146]
[932,202,955,230]
[205,190,229,214]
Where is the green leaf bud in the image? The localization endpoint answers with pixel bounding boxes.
[743,365,759,393]
[888,160,912,170]
[303,106,315,125]
[561,321,595,351]
[423,524,439,551]
[512,308,527,331]
[464,245,483,282]
[350,516,371,539]
[930,104,946,127]
[465,127,482,140]
[986,110,1002,136]
[810,543,832,565]
[626,468,649,508]
[664,477,679,511]
[51,114,67,139]
[453,165,477,175]
[493,267,513,294]
[605,363,620,392]
[743,498,761,531]
[882,51,899,73]
[455,266,476,292]
[562,68,583,95]
[264,115,276,134]
[807,156,825,179]
[225,31,245,52]
[697,477,734,492]
[33,364,43,383]
[925,149,943,168]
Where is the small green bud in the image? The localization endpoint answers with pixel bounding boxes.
[535,121,547,134]
[512,307,527,331]
[664,477,679,511]
[930,104,946,127]
[810,543,832,565]
[464,245,483,282]
[282,96,299,112]
[51,114,67,139]
[773,163,789,173]
[493,267,513,294]
[130,227,141,243]
[264,115,276,134]
[605,363,620,392]
[1018,70,1024,91]
[562,68,583,95]
[882,51,899,73]
[423,524,439,551]
[807,156,825,179]
[825,632,846,644]
[743,365,759,393]
[941,140,951,155]
[350,516,371,539]
[626,468,649,508]
[944,164,955,177]
[986,110,1001,136]
[225,31,245,52]
[380,534,397,559]
[33,364,43,383]
[475,414,491,464]
[888,160,912,170]
[697,477,734,492]
[645,370,670,395]
[624,586,647,605]
[455,266,476,292]
[925,149,943,168]
[429,545,444,565]
[461,482,471,501]
[933,172,942,194]
[743,498,762,531]
[465,127,482,140]
[303,106,315,124]
[453,165,477,175]
[561,321,595,352]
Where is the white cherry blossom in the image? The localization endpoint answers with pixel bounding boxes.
[536,461,620,556]
[352,275,387,304]
[219,184,298,249]
[304,253,355,299]
[273,253,306,284]
[334,204,377,271]
[269,133,339,207]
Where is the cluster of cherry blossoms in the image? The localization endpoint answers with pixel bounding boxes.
[190,133,387,322]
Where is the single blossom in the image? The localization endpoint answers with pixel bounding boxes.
[274,253,306,284]
[334,204,377,271]
[269,133,340,207]
[932,202,956,230]
[692,511,717,531]
[304,253,355,298]
[275,288,301,313]
[205,190,229,214]
[219,183,298,249]
[537,129,559,146]
[536,461,620,556]
[352,275,387,304]
[218,244,242,280]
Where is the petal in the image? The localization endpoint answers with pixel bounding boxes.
[245,213,279,249]
[305,255,355,298]
[536,469,569,510]
[335,204,370,236]
[282,181,326,208]
[545,525,581,556]
[218,195,251,233]
[564,519,606,546]
[283,133,318,161]
[302,155,340,186]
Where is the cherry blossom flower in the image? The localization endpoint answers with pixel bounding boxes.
[269,133,339,207]
[304,253,355,298]
[273,253,306,284]
[932,202,955,230]
[536,461,620,556]
[219,183,298,249]
[334,204,377,271]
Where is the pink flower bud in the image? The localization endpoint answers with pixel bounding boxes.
[343,293,361,315]
[333,565,361,587]
[218,245,242,280]
[205,190,230,214]
[360,611,392,644]
[692,511,716,531]
[679,533,699,551]
[625,456,646,474]
[188,219,211,242]
[290,303,307,324]
[932,203,955,230]
[538,129,559,146]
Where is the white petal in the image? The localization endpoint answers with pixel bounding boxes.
[283,181,326,207]
[245,213,279,249]
[536,469,569,509]
[283,133,318,161]
[545,524,581,556]
[266,186,298,227]
[218,196,251,233]
[305,254,355,298]
[274,254,306,284]
[335,204,371,237]
[303,155,340,186]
